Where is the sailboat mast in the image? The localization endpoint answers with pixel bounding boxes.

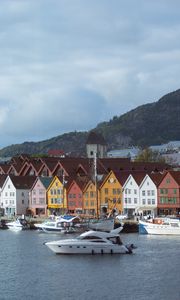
[94,152,99,218]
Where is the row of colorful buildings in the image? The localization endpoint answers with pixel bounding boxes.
[0,154,179,218]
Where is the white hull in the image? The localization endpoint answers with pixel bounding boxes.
[6,220,25,231]
[7,225,23,231]
[139,219,180,235]
[46,240,129,255]
[45,228,134,255]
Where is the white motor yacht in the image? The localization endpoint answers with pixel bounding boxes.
[45,227,135,255]
[139,217,180,235]
[34,215,81,233]
[6,218,28,231]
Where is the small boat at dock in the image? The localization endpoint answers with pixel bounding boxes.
[139,217,180,235]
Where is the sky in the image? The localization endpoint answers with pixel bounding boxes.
[0,0,180,148]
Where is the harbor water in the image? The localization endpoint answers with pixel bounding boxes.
[0,230,180,300]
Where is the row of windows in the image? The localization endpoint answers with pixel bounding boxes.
[68,201,83,207]
[125,198,138,204]
[33,189,45,195]
[104,198,121,204]
[84,191,96,198]
[4,192,16,197]
[142,190,155,196]
[142,199,156,205]
[160,197,177,204]
[51,198,63,204]
[125,189,137,195]
[69,194,82,199]
[50,189,63,195]
[104,188,121,195]
[84,200,95,207]
[160,189,177,194]
[32,198,45,205]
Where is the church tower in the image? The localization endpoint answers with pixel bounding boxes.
[86,131,107,158]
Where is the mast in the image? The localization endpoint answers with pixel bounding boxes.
[94,152,99,218]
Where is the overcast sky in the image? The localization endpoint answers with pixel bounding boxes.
[0,0,180,148]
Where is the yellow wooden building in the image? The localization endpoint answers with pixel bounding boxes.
[83,180,99,217]
[99,170,123,215]
[47,176,67,215]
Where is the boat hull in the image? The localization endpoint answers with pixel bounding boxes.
[139,220,180,235]
[45,241,130,255]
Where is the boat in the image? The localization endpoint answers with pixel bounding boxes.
[34,215,81,233]
[45,227,135,255]
[139,217,180,235]
[88,217,116,232]
[6,218,28,231]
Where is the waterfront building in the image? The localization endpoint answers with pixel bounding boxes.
[99,170,124,215]
[83,179,98,217]
[122,172,146,217]
[1,175,36,216]
[66,176,86,215]
[47,175,67,215]
[29,176,53,216]
[157,171,180,215]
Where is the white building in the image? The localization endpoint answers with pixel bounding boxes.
[1,175,36,216]
[122,172,146,217]
[139,174,158,217]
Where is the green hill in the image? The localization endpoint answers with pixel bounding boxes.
[0,89,180,157]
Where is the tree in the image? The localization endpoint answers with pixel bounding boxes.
[135,148,165,163]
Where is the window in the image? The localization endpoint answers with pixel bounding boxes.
[117,189,121,195]
[113,189,116,195]
[166,178,170,184]
[173,189,177,194]
[134,189,137,194]
[142,190,145,196]
[90,200,94,206]
[90,191,94,198]
[134,198,137,204]
[148,199,151,205]
[142,199,146,205]
[104,188,108,195]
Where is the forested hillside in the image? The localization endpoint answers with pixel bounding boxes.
[0,89,180,157]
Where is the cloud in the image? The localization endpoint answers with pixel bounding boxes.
[0,0,180,148]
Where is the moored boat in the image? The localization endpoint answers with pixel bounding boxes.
[45,227,135,255]
[34,215,81,233]
[139,217,180,235]
[6,218,28,231]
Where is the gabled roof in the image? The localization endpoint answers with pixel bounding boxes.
[9,175,37,189]
[0,163,12,174]
[167,170,180,185]
[0,174,8,188]
[130,171,147,185]
[39,177,53,189]
[148,172,167,186]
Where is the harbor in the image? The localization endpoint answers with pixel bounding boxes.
[0,229,180,300]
